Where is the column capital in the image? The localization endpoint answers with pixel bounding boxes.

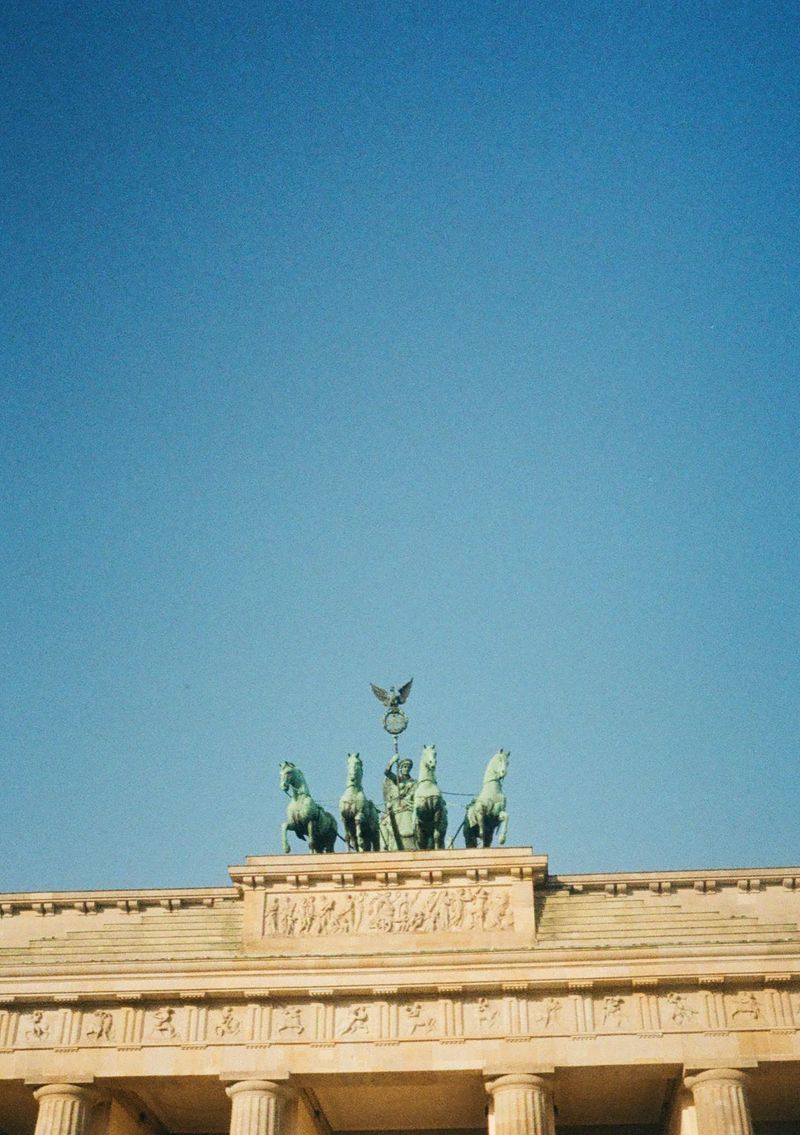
[486,1072,554,1096]
[32,1084,99,1135]
[486,1072,555,1135]
[32,1084,98,1105]
[685,1068,751,1090]
[226,1078,289,1135]
[226,1080,290,1100]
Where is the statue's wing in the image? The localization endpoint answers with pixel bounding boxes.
[397,678,413,704]
[370,683,391,706]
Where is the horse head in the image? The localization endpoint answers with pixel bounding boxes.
[419,744,437,778]
[346,751,363,788]
[485,749,510,784]
[279,761,303,795]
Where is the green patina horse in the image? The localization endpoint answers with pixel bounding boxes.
[413,744,448,850]
[279,761,338,853]
[339,752,381,852]
[464,749,509,848]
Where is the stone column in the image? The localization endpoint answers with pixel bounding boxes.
[33,1085,96,1135]
[684,1069,753,1135]
[486,1074,555,1135]
[226,1080,288,1135]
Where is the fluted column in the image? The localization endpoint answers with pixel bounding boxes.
[226,1080,288,1135]
[33,1085,96,1135]
[685,1069,753,1135]
[486,1074,555,1135]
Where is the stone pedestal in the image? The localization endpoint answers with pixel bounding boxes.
[685,1069,753,1135]
[33,1085,96,1135]
[226,1080,288,1135]
[486,1074,555,1135]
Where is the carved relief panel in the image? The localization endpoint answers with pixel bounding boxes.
[261,884,515,940]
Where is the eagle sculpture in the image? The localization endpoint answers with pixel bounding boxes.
[370,678,413,710]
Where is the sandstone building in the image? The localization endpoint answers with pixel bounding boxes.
[0,846,798,1134]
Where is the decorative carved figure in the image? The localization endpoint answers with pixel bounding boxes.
[264,895,281,935]
[541,997,562,1028]
[463,886,490,929]
[339,752,381,852]
[380,755,418,850]
[665,992,697,1025]
[333,892,359,933]
[413,744,448,850]
[153,1006,176,1038]
[404,1002,437,1034]
[86,1009,114,1041]
[730,992,760,1020]
[477,997,499,1029]
[27,1010,49,1040]
[464,749,510,848]
[279,761,339,853]
[275,1006,304,1035]
[215,1006,240,1036]
[485,888,512,929]
[602,995,625,1027]
[339,1005,370,1036]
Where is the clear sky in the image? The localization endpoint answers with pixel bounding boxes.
[2,2,798,892]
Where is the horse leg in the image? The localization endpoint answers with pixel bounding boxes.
[324,809,338,852]
[497,809,508,846]
[464,803,477,848]
[432,802,444,850]
[281,821,291,854]
[341,809,354,853]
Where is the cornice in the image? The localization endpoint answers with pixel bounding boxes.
[0,886,238,918]
[547,865,800,894]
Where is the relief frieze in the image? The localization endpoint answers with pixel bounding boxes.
[727,990,761,1022]
[215,1005,241,1037]
[402,1001,438,1036]
[262,884,514,937]
[26,1009,49,1041]
[152,1006,178,1039]
[664,991,698,1026]
[3,986,792,1053]
[85,1008,114,1041]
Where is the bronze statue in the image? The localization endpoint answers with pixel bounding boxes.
[380,754,417,850]
[412,744,448,850]
[279,761,338,853]
[463,749,509,848]
[370,678,413,710]
[339,752,381,852]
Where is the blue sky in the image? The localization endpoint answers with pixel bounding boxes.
[2,2,798,891]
